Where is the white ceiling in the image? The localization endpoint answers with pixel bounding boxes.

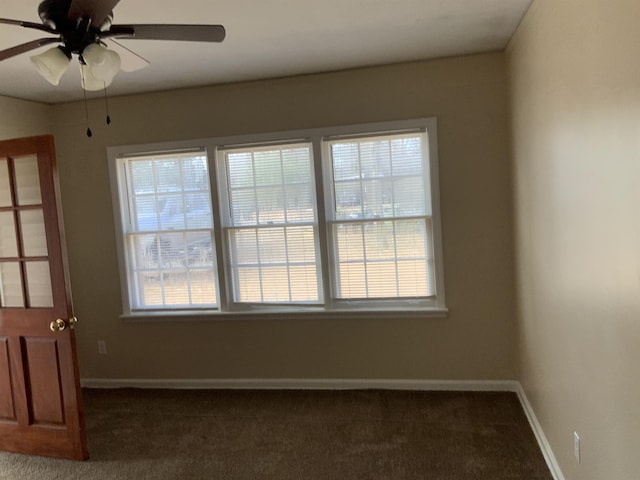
[0,0,532,104]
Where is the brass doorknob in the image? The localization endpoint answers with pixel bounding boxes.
[68,316,78,329]
[49,318,66,332]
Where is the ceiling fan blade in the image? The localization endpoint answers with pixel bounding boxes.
[106,24,226,43]
[68,0,120,27]
[0,38,61,62]
[0,18,56,34]
[103,39,150,72]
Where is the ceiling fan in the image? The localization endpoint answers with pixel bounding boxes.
[0,0,226,91]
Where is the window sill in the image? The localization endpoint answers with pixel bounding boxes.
[120,307,449,323]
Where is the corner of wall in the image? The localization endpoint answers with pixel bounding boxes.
[0,95,54,140]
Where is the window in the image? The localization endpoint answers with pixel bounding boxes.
[220,143,321,304]
[115,150,217,310]
[326,134,435,301]
[109,119,446,317]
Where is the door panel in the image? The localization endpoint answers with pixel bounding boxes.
[0,338,15,421]
[0,136,87,460]
[24,337,65,425]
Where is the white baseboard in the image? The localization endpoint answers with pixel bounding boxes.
[80,377,562,480]
[81,377,519,391]
[515,384,565,480]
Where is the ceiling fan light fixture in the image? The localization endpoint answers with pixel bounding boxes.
[30,46,70,86]
[80,63,113,91]
[3,2,226,104]
[93,49,121,82]
[82,43,121,82]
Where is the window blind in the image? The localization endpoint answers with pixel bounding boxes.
[327,133,435,299]
[123,150,217,309]
[223,143,321,304]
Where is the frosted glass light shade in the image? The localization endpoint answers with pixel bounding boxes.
[30,47,70,86]
[92,49,120,81]
[80,64,113,91]
[82,43,121,82]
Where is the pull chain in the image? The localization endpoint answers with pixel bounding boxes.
[103,84,111,125]
[80,65,93,137]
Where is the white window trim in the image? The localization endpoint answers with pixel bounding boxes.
[108,118,447,320]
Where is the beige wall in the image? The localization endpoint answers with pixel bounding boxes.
[0,96,51,140]
[508,1,640,478]
[50,53,516,381]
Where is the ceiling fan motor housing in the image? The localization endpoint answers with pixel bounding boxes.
[64,18,100,57]
[38,0,112,56]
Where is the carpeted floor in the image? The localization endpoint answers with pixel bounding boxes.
[0,389,552,480]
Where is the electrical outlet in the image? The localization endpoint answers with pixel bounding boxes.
[573,432,581,463]
[97,340,107,355]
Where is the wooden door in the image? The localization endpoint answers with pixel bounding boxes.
[0,136,87,460]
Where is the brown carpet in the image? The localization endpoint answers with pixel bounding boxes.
[0,389,552,479]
